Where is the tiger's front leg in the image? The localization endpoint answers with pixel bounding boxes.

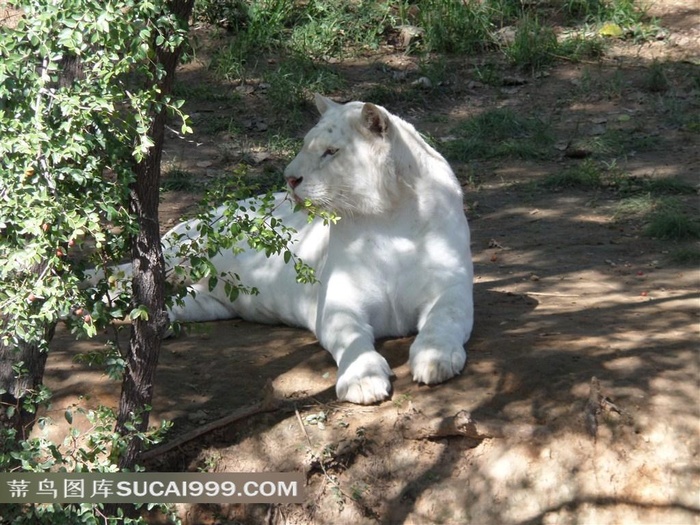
[317,310,393,405]
[409,286,473,385]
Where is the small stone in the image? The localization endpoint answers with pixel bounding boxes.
[397,25,424,48]
[235,85,255,95]
[249,151,271,164]
[412,76,432,89]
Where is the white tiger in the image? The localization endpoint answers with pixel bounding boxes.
[166,94,474,405]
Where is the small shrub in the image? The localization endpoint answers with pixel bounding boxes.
[238,0,293,51]
[1,405,173,524]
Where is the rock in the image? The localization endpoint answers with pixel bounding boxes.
[411,76,432,89]
[501,75,528,86]
[495,26,517,46]
[249,151,271,164]
[396,25,424,48]
[244,118,268,132]
[235,84,255,95]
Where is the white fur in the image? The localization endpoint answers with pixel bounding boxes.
[165,95,474,404]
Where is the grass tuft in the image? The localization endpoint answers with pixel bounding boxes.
[264,56,344,119]
[416,0,495,54]
[644,60,670,93]
[541,160,603,189]
[289,1,392,58]
[636,177,696,195]
[505,15,558,72]
[644,204,700,241]
[558,33,607,62]
[445,108,553,161]
[614,196,700,241]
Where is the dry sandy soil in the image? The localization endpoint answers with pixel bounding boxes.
[42,2,698,524]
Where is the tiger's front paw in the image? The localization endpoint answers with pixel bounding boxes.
[409,343,466,385]
[336,351,392,404]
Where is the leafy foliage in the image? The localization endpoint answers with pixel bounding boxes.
[1,0,190,522]
[163,171,324,316]
[0,0,191,355]
[0,403,173,524]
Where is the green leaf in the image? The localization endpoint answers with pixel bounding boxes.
[129,306,150,321]
[224,281,239,301]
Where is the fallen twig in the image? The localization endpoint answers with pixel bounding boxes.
[140,380,280,461]
[584,376,633,440]
[585,376,602,438]
[525,292,581,297]
[295,407,313,446]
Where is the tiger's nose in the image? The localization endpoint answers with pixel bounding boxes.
[286,176,303,189]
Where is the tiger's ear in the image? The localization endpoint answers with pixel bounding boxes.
[361,103,389,136]
[314,93,339,115]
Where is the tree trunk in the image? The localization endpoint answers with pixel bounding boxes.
[115,0,195,469]
[0,310,54,440]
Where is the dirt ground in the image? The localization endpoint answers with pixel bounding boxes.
[42,3,699,524]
